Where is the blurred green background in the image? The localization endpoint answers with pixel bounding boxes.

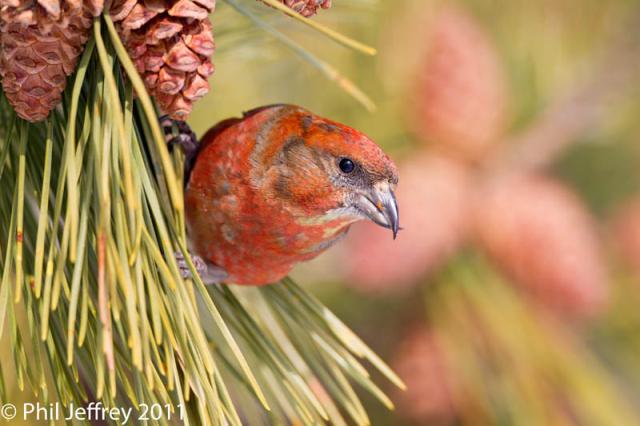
[197,0,640,424]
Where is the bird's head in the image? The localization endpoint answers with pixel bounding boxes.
[247,105,400,238]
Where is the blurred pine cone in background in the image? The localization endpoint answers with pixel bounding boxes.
[0,0,103,122]
[392,328,457,425]
[610,197,640,275]
[110,0,215,119]
[475,175,609,319]
[343,153,471,294]
[411,4,507,164]
[260,0,331,17]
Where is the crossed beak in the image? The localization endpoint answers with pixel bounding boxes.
[355,182,400,239]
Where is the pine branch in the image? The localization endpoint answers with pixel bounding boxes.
[0,13,401,425]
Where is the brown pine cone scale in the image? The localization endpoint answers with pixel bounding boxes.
[0,0,103,122]
[260,0,331,17]
[110,0,215,119]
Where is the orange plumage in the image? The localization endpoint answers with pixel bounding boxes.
[181,104,399,285]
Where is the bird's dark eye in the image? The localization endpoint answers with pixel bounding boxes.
[339,158,355,173]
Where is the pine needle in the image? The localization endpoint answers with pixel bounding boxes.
[257,0,377,55]
[225,0,377,112]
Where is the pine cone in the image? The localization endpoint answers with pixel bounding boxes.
[342,152,472,294]
[411,5,507,164]
[0,0,103,122]
[110,0,215,119]
[474,175,609,319]
[260,0,331,17]
[392,328,457,424]
[610,197,640,275]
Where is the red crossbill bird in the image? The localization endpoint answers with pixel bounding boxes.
[165,104,399,285]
